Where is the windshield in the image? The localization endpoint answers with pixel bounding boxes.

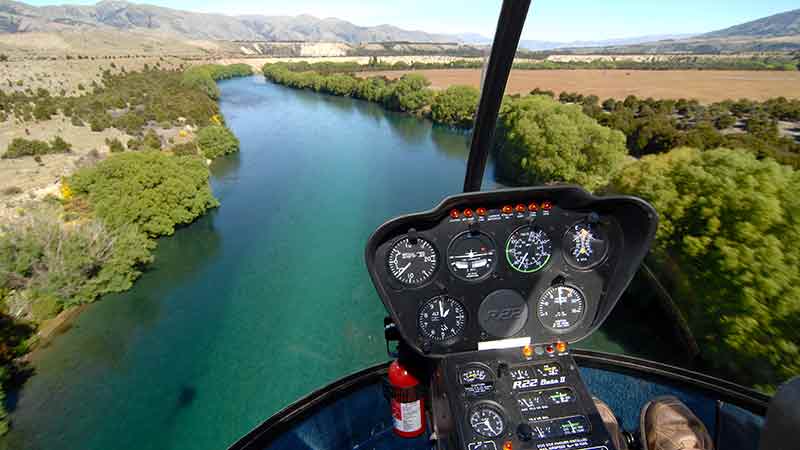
[0,1,797,449]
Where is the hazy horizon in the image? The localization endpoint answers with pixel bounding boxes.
[15,0,799,42]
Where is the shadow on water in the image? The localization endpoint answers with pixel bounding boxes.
[210,151,242,181]
[385,113,432,147]
[430,124,471,161]
[176,385,197,410]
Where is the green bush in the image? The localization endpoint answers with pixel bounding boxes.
[67,151,219,237]
[49,136,72,153]
[2,137,71,159]
[0,206,154,313]
[610,147,800,391]
[431,86,479,127]
[197,125,239,159]
[494,95,628,190]
[105,137,125,153]
[171,141,198,156]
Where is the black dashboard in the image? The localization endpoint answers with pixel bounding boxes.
[366,186,657,450]
[366,186,657,358]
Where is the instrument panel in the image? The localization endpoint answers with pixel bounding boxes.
[434,348,615,450]
[365,187,657,358]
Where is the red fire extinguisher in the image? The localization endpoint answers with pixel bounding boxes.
[388,360,425,438]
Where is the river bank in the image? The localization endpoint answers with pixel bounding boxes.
[0,64,252,435]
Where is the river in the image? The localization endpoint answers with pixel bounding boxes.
[2,76,674,450]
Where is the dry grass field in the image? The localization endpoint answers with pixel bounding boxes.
[364,69,800,103]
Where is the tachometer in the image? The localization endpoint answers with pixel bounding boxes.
[469,404,506,438]
[418,295,466,342]
[563,221,607,269]
[536,285,585,333]
[447,231,496,281]
[387,236,438,285]
[506,225,552,273]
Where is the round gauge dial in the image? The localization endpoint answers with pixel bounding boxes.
[387,237,438,285]
[563,221,608,269]
[447,232,496,281]
[418,295,466,342]
[460,365,492,384]
[506,225,553,273]
[537,285,586,332]
[469,404,506,438]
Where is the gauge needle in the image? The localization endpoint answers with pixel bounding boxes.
[396,262,412,276]
[439,301,444,317]
[483,420,496,434]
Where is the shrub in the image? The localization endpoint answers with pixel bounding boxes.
[1,137,70,159]
[67,151,219,237]
[49,136,72,153]
[494,95,627,190]
[2,138,50,158]
[196,125,239,159]
[105,137,125,153]
[430,86,479,127]
[0,206,154,315]
[171,141,198,156]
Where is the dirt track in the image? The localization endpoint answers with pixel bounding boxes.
[364,69,800,103]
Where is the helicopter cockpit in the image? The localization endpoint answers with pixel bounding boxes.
[366,186,656,450]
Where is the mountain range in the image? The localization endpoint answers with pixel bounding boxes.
[0,0,453,42]
[0,0,798,54]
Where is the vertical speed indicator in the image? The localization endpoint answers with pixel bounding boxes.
[387,237,438,285]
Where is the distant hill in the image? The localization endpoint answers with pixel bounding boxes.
[519,34,695,52]
[554,9,800,54]
[702,8,800,38]
[0,0,454,43]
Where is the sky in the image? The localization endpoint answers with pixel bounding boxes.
[21,0,800,42]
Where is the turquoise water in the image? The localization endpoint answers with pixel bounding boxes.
[2,77,672,450]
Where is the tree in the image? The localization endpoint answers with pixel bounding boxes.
[610,147,800,391]
[381,74,431,112]
[430,86,479,127]
[197,125,239,159]
[67,151,219,237]
[494,95,628,191]
[629,115,681,156]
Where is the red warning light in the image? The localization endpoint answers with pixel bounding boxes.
[542,201,553,211]
[515,204,526,213]
[476,207,487,216]
[449,209,460,219]
[501,205,513,214]
[545,344,555,354]
[528,203,538,212]
[463,208,474,218]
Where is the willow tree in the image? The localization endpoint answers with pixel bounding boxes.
[494,95,628,191]
[67,151,219,237]
[610,147,800,391]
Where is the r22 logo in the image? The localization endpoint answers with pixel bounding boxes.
[487,307,523,321]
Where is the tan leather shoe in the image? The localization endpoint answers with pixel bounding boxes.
[593,397,627,450]
[641,396,713,450]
